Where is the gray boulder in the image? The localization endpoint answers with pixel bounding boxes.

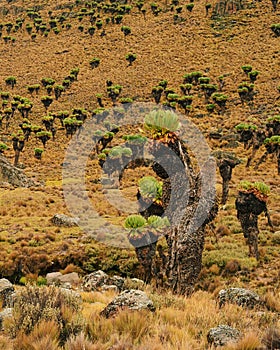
[58,272,80,286]
[100,289,155,318]
[82,271,124,292]
[46,272,80,288]
[0,308,13,330]
[207,325,241,347]
[0,278,14,308]
[218,288,261,308]
[0,154,39,187]
[51,214,79,227]
[46,272,63,285]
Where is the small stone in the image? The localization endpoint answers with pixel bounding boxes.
[51,214,79,227]
[207,324,241,347]
[82,271,124,292]
[0,278,15,308]
[0,154,40,187]
[100,289,155,318]
[82,270,109,291]
[47,272,80,288]
[218,288,261,308]
[46,272,63,285]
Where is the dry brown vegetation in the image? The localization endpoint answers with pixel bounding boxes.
[0,0,279,347]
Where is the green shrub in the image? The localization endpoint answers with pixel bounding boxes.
[198,76,210,84]
[19,276,27,285]
[0,142,8,153]
[115,15,123,24]
[54,84,65,100]
[36,131,52,147]
[241,65,252,74]
[238,180,270,196]
[27,84,40,95]
[271,23,280,37]
[37,276,47,286]
[167,93,180,102]
[151,86,164,103]
[180,83,192,94]
[235,123,257,131]
[0,91,10,99]
[121,25,131,36]
[248,70,259,82]
[89,57,100,68]
[119,97,133,104]
[126,52,137,65]
[186,3,194,11]
[5,76,16,88]
[34,148,44,159]
[96,20,103,29]
[206,104,215,112]
[211,92,228,107]
[41,95,53,109]
[147,215,170,230]
[264,135,280,145]
[267,115,280,123]
[41,77,55,87]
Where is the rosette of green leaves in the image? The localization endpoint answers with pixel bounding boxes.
[138,176,163,202]
[144,109,179,136]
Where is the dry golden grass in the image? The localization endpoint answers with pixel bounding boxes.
[0,0,279,348]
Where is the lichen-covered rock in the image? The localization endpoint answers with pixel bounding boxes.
[207,325,241,347]
[51,214,79,227]
[100,289,155,318]
[0,278,15,308]
[82,271,124,292]
[0,308,13,330]
[0,154,39,187]
[101,285,119,293]
[107,275,125,291]
[82,270,109,291]
[218,288,261,308]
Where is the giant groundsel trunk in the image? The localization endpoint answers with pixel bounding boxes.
[151,138,218,295]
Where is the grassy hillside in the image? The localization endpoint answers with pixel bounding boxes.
[0,0,279,347]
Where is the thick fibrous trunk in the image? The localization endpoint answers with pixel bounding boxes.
[218,160,233,205]
[135,242,157,283]
[129,232,158,283]
[217,158,240,205]
[237,212,259,259]
[235,191,267,260]
[152,138,218,295]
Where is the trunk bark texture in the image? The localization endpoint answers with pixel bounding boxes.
[152,138,218,295]
[235,191,268,260]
